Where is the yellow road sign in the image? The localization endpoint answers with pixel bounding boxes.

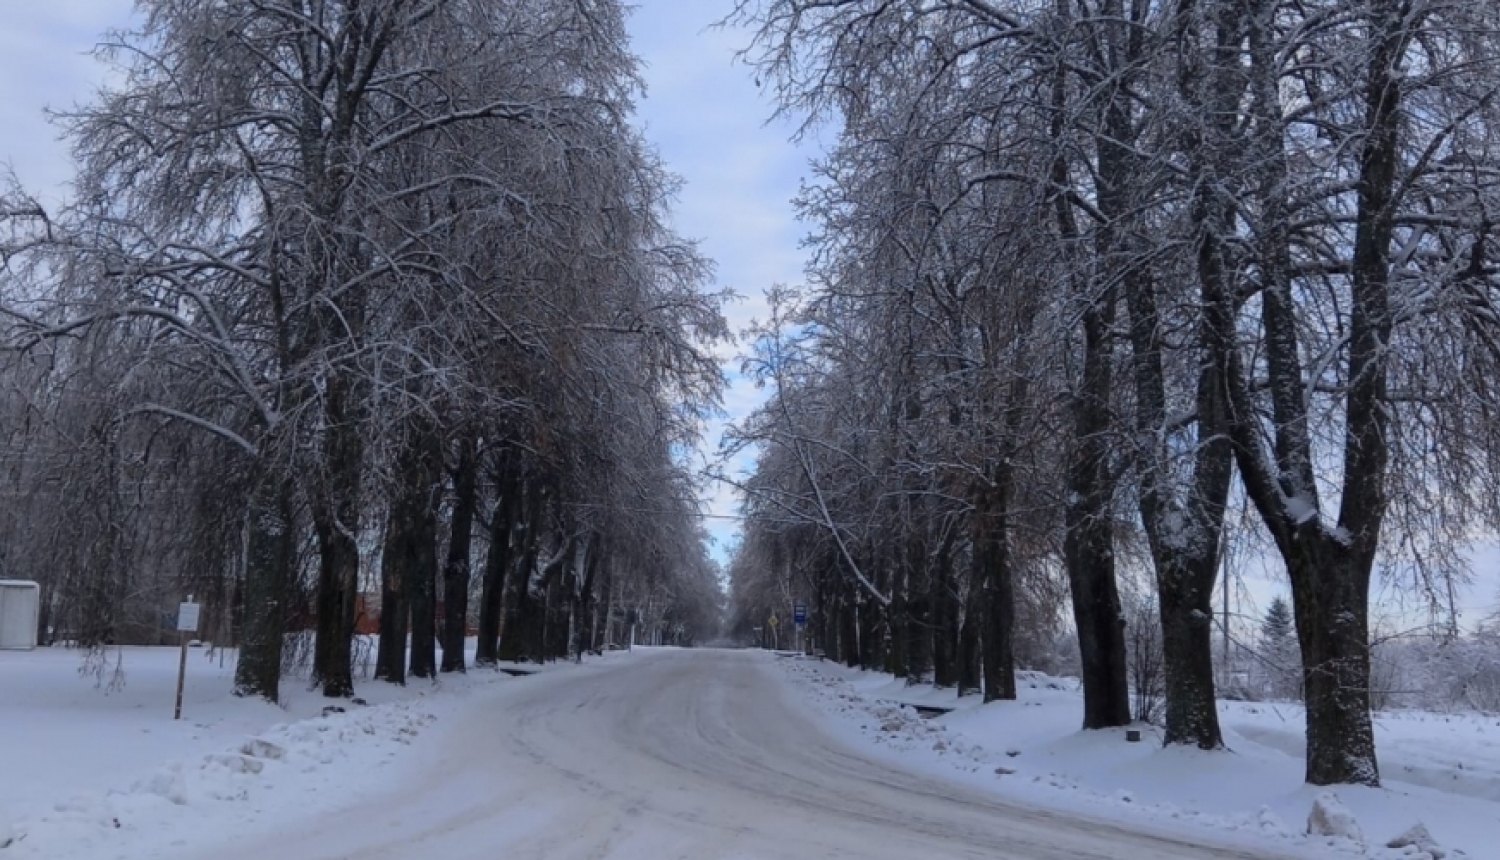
[767,614,779,628]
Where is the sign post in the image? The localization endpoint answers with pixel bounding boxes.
[793,603,807,653]
[766,613,779,650]
[174,598,200,720]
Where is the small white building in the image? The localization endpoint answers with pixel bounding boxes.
[0,581,40,650]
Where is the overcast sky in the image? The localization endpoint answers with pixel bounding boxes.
[2,1,1494,629]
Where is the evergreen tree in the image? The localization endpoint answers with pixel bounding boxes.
[1260,597,1300,701]
[1262,598,1294,643]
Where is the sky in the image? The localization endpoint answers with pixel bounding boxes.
[623,1,818,565]
[1,1,1495,630]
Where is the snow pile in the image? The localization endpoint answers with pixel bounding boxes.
[0,642,621,860]
[1306,791,1363,847]
[1386,823,1449,859]
[0,699,439,860]
[777,656,1485,859]
[0,643,482,819]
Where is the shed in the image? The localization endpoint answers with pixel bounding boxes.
[0,580,40,650]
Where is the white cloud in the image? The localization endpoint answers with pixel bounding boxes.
[626,0,822,562]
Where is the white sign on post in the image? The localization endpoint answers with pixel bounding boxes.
[174,599,198,720]
[177,602,200,633]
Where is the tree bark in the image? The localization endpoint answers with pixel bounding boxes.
[840,591,860,666]
[374,514,409,684]
[406,429,443,680]
[311,372,363,699]
[311,498,360,698]
[573,537,601,661]
[956,592,983,698]
[903,532,932,685]
[234,477,295,702]
[975,463,1017,702]
[474,455,518,667]
[1292,539,1380,782]
[375,422,440,685]
[1063,292,1131,730]
[930,529,960,689]
[885,569,908,678]
[499,480,546,663]
[441,436,478,673]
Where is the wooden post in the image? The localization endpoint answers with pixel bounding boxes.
[173,596,198,720]
[174,630,188,720]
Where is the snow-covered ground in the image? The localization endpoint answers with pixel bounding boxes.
[1,646,1306,860]
[5,645,1492,859]
[0,641,619,859]
[779,655,1496,859]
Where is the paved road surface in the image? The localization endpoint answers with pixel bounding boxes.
[201,649,1289,859]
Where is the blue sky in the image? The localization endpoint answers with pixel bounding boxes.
[624,1,817,565]
[2,1,1495,630]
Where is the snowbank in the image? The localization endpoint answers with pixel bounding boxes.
[0,643,614,859]
[776,656,1490,859]
[1,698,444,859]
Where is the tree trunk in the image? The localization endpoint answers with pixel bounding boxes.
[975,464,1017,702]
[534,536,576,662]
[840,592,860,666]
[573,538,601,661]
[498,554,536,662]
[406,430,442,680]
[36,579,53,647]
[956,591,983,698]
[376,423,441,686]
[1290,537,1378,785]
[930,531,959,689]
[474,455,518,667]
[1124,230,1233,749]
[374,514,409,684]
[499,481,545,663]
[1047,12,1130,728]
[1064,295,1131,729]
[885,570,908,678]
[588,564,606,651]
[234,478,295,702]
[311,505,359,699]
[440,436,478,673]
[1156,555,1222,746]
[903,535,933,686]
[310,374,363,699]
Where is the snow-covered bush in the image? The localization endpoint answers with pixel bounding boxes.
[1357,620,1500,713]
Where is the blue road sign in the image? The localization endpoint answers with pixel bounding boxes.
[793,603,807,625]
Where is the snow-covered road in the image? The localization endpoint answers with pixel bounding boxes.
[174,649,1287,860]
